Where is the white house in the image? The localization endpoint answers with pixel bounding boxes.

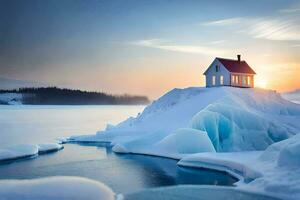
[203,55,256,88]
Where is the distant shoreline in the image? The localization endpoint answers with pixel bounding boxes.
[0,87,150,105]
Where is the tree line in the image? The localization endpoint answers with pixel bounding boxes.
[0,87,150,105]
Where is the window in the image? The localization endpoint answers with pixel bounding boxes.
[243,76,247,85]
[215,65,219,72]
[212,76,216,86]
[231,75,235,84]
[235,76,239,84]
[220,75,224,85]
[247,76,251,85]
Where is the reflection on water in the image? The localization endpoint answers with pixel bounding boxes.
[0,143,237,194]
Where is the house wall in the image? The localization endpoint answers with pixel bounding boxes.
[205,59,231,87]
[230,73,254,88]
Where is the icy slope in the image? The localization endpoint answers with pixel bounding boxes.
[70,87,300,155]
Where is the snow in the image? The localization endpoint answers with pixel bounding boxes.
[0,176,114,200]
[38,143,64,153]
[0,143,64,162]
[112,128,215,158]
[68,86,300,199]
[0,93,22,105]
[0,144,38,161]
[282,89,300,104]
[70,87,300,154]
[179,134,300,200]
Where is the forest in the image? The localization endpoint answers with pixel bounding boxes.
[0,87,150,105]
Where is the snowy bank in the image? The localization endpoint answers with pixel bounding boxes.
[179,134,300,200]
[0,143,63,162]
[0,176,114,200]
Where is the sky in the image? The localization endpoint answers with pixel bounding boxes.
[0,0,300,98]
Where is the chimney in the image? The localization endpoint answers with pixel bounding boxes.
[237,54,241,62]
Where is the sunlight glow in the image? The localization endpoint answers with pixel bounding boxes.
[256,79,268,89]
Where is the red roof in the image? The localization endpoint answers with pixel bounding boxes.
[217,57,256,74]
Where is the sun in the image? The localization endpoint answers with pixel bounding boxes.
[256,79,268,89]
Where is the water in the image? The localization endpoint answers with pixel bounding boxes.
[0,105,144,147]
[0,105,237,194]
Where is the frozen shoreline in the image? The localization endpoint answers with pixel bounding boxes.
[69,87,300,199]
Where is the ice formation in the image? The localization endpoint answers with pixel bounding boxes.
[0,143,64,162]
[70,87,300,154]
[69,86,300,199]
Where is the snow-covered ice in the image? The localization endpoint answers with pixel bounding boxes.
[112,128,215,159]
[68,86,300,199]
[0,144,38,161]
[179,134,300,200]
[38,143,64,153]
[0,176,114,200]
[0,143,64,162]
[70,87,300,153]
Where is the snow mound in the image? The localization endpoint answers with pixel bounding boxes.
[0,176,114,200]
[38,143,64,154]
[154,128,215,154]
[112,128,215,159]
[71,87,300,154]
[260,134,300,167]
[0,144,38,161]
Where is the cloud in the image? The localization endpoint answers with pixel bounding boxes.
[249,18,300,41]
[132,39,229,55]
[279,8,300,13]
[202,16,300,41]
[210,40,226,45]
[202,17,242,26]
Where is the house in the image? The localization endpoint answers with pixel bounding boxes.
[203,55,256,88]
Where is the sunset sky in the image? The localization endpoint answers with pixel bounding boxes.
[0,0,300,98]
